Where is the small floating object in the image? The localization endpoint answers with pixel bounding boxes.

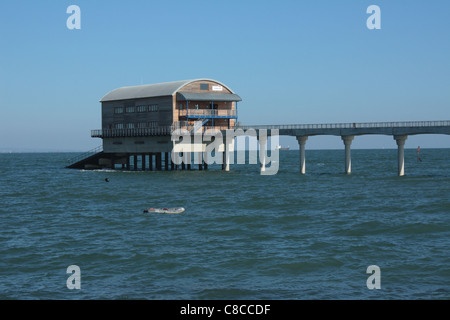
[143,207,185,214]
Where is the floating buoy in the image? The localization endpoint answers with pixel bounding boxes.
[143,207,185,214]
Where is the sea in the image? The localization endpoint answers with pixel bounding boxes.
[0,149,449,300]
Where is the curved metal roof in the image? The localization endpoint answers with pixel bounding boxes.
[176,92,242,102]
[100,79,237,102]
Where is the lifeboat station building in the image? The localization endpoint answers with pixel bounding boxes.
[67,79,242,170]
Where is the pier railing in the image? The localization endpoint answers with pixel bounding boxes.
[67,145,103,164]
[91,120,450,138]
[236,120,450,130]
[91,126,174,138]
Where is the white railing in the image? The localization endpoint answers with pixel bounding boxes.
[237,120,450,130]
[179,109,236,117]
[91,120,450,138]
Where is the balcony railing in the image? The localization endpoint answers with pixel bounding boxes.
[91,123,238,138]
[91,126,173,138]
[179,109,236,117]
[173,126,232,133]
[172,121,233,132]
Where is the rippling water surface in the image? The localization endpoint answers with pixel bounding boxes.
[0,149,449,299]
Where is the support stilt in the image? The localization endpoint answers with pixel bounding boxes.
[156,153,162,171]
[165,152,169,171]
[181,152,186,170]
[394,135,408,176]
[198,152,203,170]
[296,136,308,174]
[342,135,354,174]
[110,155,115,170]
[142,154,146,171]
[224,144,230,172]
[259,137,267,174]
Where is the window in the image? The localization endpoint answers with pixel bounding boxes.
[115,123,124,129]
[200,83,209,90]
[126,106,135,113]
[148,121,158,127]
[126,123,135,129]
[137,122,147,128]
[149,104,158,112]
[137,105,147,112]
[114,107,124,114]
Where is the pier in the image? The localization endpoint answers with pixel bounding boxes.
[65,79,450,176]
[239,120,450,176]
[67,120,450,176]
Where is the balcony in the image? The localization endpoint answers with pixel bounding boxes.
[91,126,173,138]
[179,109,237,118]
[172,121,233,133]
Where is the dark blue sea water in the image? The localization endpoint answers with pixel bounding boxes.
[0,149,449,299]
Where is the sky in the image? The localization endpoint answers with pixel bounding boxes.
[0,0,449,151]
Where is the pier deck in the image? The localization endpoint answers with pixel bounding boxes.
[237,120,450,137]
[70,120,450,176]
[236,120,450,176]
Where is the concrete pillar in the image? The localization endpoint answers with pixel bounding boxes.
[186,152,191,170]
[142,154,146,171]
[156,153,162,171]
[148,153,153,171]
[259,137,267,173]
[110,155,115,170]
[198,152,203,170]
[165,152,169,171]
[221,150,226,170]
[181,152,186,170]
[341,135,354,174]
[296,136,308,174]
[224,143,231,172]
[394,135,408,176]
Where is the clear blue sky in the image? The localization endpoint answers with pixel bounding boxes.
[1,0,449,151]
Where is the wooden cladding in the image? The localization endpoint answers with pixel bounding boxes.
[177,80,232,94]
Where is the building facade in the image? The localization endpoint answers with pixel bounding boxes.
[68,78,241,170]
[92,79,241,153]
